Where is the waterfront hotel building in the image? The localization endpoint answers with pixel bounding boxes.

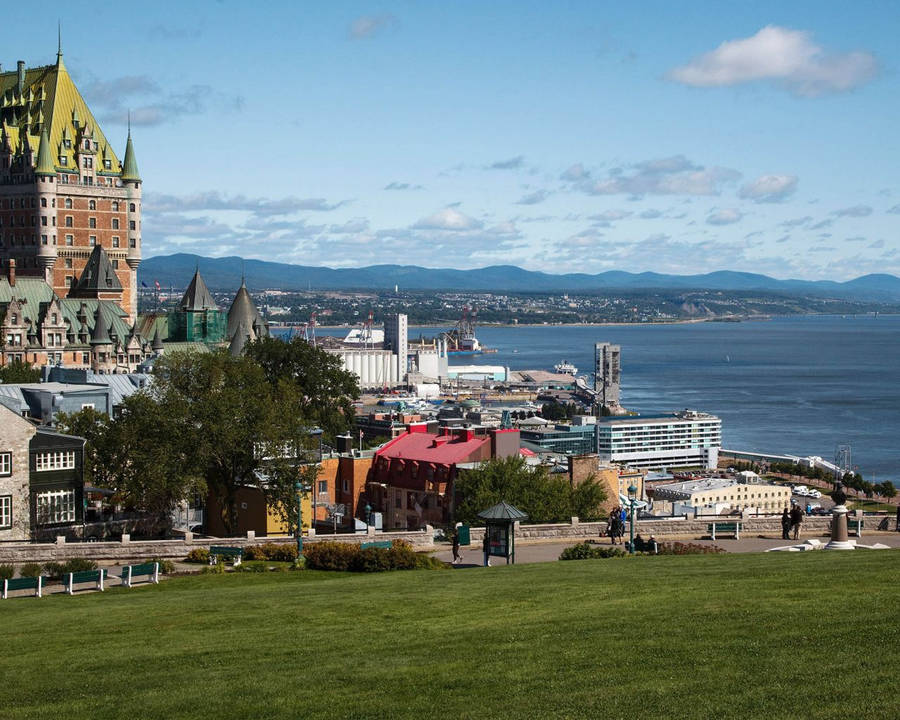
[595,410,722,471]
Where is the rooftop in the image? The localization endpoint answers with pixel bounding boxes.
[376,430,490,465]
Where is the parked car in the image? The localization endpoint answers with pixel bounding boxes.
[807,489,822,499]
[791,485,810,496]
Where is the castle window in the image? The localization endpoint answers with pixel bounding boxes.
[0,454,10,476]
[112,218,119,230]
[129,203,135,212]
[89,217,96,228]
[112,259,119,269]
[60,174,68,184]
[89,200,96,210]
[59,155,67,166]
[129,220,136,230]
[112,237,120,248]
[41,217,47,226]
[89,236,96,245]
[84,140,90,150]
[67,277,74,287]
[129,238,136,248]
[112,201,119,211]
[64,139,71,149]
[65,198,72,209]
[104,159,111,170]
[65,216,73,227]
[65,259,72,268]
[41,234,47,245]
[65,234,73,245]
[41,198,47,207]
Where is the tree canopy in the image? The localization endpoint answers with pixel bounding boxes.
[0,359,41,383]
[244,336,360,442]
[454,455,607,525]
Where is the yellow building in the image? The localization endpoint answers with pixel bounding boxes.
[652,478,790,513]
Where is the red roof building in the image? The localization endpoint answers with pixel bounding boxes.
[370,425,519,529]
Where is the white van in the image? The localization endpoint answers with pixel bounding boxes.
[791,485,810,496]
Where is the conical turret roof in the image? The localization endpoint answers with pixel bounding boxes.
[90,305,111,345]
[35,126,55,176]
[226,282,267,341]
[151,326,163,351]
[228,321,251,357]
[121,128,140,182]
[180,269,217,311]
[72,246,122,295]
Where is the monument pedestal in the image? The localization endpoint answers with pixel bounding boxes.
[825,505,855,551]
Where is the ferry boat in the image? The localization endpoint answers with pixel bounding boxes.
[554,360,577,375]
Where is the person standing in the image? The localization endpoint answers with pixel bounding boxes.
[452,531,461,565]
[780,508,791,540]
[607,507,620,544]
[619,505,628,542]
[482,533,491,567]
[790,502,804,540]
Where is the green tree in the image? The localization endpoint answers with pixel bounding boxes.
[244,336,360,442]
[0,359,40,383]
[151,350,316,535]
[453,455,606,525]
[56,407,116,488]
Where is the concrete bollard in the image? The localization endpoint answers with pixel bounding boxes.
[247,530,255,540]
[571,516,579,526]
[308,528,316,537]
[184,531,193,542]
[121,534,130,544]
[55,535,66,545]
[367,525,376,537]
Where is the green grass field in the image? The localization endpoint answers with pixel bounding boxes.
[3,552,899,719]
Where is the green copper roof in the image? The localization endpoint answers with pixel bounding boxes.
[34,125,55,175]
[121,129,140,181]
[477,501,529,521]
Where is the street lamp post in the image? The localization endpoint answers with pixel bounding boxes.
[295,481,310,557]
[627,483,638,555]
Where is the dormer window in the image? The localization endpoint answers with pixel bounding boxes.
[83,140,90,150]
[59,155,67,166]
[104,159,111,170]
[64,139,71,149]
[11,314,17,324]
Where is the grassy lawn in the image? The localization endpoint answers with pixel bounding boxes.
[3,553,900,719]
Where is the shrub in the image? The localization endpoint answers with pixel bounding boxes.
[149,558,176,574]
[656,542,725,555]
[235,561,269,573]
[243,542,298,562]
[19,562,42,578]
[63,558,99,573]
[0,564,13,580]
[559,543,626,561]
[42,562,67,581]
[201,562,225,574]
[350,547,393,572]
[304,542,359,571]
[185,548,210,564]
[415,554,448,570]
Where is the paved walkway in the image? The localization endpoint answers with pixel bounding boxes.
[435,531,900,566]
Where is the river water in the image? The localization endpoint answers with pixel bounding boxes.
[321,315,900,484]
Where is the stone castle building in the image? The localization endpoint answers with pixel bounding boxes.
[0,46,142,323]
[0,49,267,372]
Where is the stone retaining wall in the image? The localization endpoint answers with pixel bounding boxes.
[0,528,434,564]
[466,515,848,543]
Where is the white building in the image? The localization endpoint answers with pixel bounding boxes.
[596,410,721,470]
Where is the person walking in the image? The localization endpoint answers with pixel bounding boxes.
[452,531,461,565]
[790,502,804,540]
[781,508,792,540]
[619,505,628,543]
[482,533,491,567]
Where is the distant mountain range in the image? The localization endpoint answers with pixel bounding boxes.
[139,254,900,302]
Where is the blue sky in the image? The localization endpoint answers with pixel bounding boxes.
[7,1,898,279]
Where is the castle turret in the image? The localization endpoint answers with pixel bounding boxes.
[122,126,142,323]
[35,126,57,280]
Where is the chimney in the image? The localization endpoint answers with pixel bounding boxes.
[8,259,15,287]
[16,61,25,95]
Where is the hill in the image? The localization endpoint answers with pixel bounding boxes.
[2,552,898,719]
[139,254,900,301]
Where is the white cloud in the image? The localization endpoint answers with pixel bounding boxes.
[516,189,550,205]
[384,181,423,191]
[412,208,483,231]
[560,163,589,181]
[706,208,743,225]
[886,204,900,215]
[349,14,396,40]
[669,26,878,97]
[575,155,739,197]
[488,156,525,170]
[833,205,873,217]
[639,209,663,219]
[739,174,798,203]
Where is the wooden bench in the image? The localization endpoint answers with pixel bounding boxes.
[360,541,392,550]
[209,546,243,566]
[707,522,741,540]
[120,562,159,588]
[2,576,43,599]
[65,569,108,595]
